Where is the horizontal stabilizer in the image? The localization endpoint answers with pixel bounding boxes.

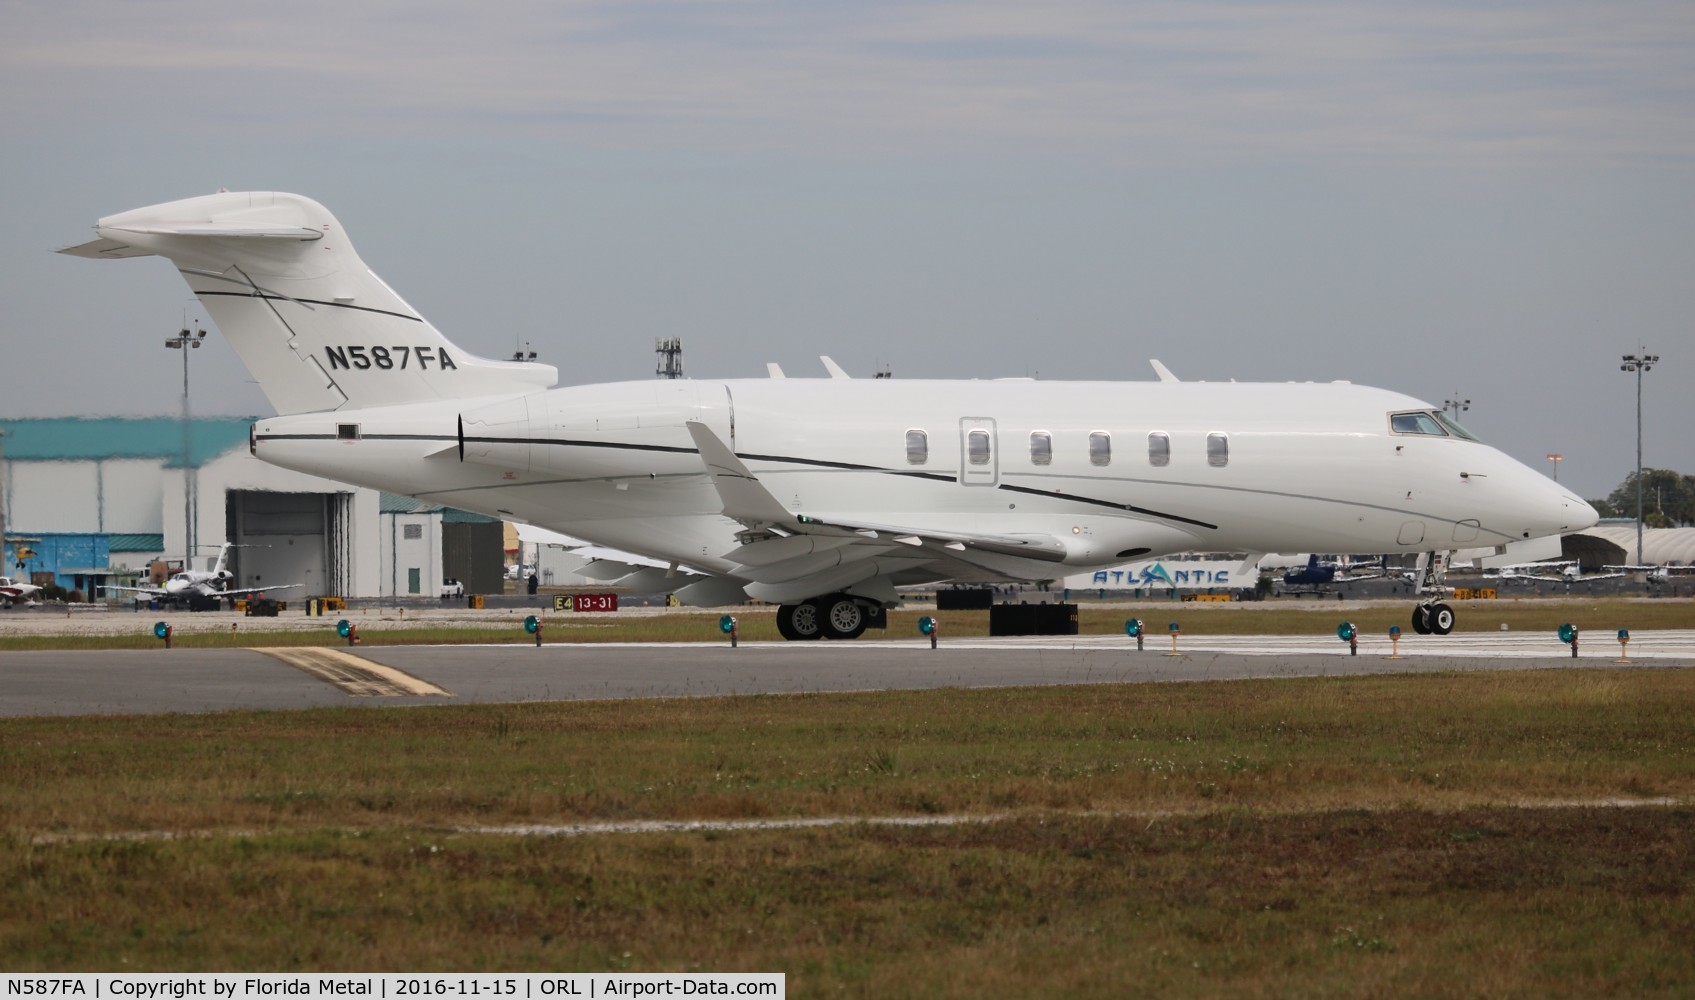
[57,237,156,259]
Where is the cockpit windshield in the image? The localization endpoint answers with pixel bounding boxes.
[1389,410,1482,442]
[1430,410,1480,441]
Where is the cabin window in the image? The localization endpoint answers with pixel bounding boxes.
[337,423,360,441]
[906,429,928,465]
[1207,432,1229,467]
[1147,431,1170,467]
[967,429,991,466]
[1030,431,1052,466]
[1390,411,1447,436]
[1089,431,1111,467]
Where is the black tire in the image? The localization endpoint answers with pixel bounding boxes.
[776,601,824,641]
[1429,602,1456,636]
[820,595,868,640]
[1411,605,1433,635]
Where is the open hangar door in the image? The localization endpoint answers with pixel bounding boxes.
[225,490,354,597]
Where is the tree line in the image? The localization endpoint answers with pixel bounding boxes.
[1587,468,1694,528]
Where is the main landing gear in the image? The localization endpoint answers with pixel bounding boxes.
[775,594,873,641]
[1408,550,1456,636]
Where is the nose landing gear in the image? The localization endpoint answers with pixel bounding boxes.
[1411,601,1455,636]
[1408,550,1458,636]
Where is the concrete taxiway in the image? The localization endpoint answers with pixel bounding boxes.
[4,630,1693,717]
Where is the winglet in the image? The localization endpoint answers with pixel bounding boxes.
[685,421,794,525]
[1150,359,1179,382]
[820,356,851,379]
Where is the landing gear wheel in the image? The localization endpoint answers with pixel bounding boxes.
[1411,605,1433,635]
[1428,602,1456,636]
[776,601,824,641]
[819,595,869,640]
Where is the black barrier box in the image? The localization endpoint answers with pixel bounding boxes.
[989,602,1079,636]
[937,588,994,610]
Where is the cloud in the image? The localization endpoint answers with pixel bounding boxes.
[4,0,1693,163]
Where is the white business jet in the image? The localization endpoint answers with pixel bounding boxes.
[61,192,1596,639]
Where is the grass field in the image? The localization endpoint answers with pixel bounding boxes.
[4,667,1694,995]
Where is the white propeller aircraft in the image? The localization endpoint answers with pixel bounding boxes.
[102,542,301,609]
[62,191,1597,639]
[1489,560,1626,585]
[1,575,44,607]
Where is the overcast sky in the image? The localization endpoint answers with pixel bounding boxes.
[2,0,1690,500]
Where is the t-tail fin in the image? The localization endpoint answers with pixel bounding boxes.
[60,191,557,415]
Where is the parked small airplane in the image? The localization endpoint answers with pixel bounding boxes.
[0,575,44,607]
[62,191,1598,638]
[1270,554,1389,594]
[102,543,301,610]
[1488,560,1625,584]
[1603,563,1695,578]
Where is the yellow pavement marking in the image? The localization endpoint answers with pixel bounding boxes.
[254,647,452,697]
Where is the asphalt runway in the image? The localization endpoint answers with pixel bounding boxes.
[5,631,1693,717]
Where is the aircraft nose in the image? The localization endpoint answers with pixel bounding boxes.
[1565,493,1600,532]
[1534,480,1598,537]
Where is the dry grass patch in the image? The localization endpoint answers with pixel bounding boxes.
[3,667,1694,991]
[4,810,1691,996]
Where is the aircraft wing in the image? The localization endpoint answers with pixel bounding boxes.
[685,420,1067,559]
[222,583,304,596]
[685,421,1073,604]
[101,584,170,598]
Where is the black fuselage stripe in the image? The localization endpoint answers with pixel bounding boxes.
[261,432,1216,530]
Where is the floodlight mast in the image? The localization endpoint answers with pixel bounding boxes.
[1620,350,1658,566]
[165,323,206,567]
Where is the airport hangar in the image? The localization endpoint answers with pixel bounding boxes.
[0,417,512,599]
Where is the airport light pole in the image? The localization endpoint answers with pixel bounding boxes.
[1443,393,1470,421]
[166,324,207,568]
[1546,453,1563,482]
[0,427,7,574]
[1620,350,1658,566]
